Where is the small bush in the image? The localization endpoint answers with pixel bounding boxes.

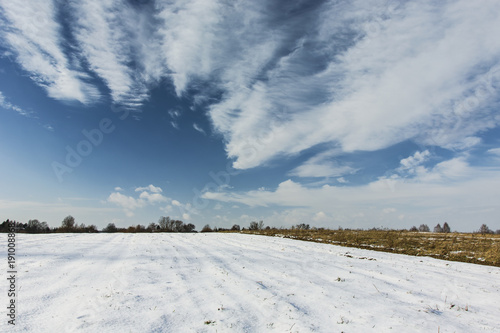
[201,224,213,232]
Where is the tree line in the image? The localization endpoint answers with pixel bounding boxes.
[0,216,195,233]
[1,217,499,234]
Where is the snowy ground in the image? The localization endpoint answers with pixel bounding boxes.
[3,233,499,332]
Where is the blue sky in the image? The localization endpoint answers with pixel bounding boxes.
[1,0,500,231]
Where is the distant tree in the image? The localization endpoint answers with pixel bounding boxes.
[103,223,118,233]
[173,220,184,232]
[496,229,500,235]
[87,225,98,233]
[418,224,430,232]
[258,220,264,230]
[231,224,241,231]
[0,220,10,232]
[442,222,451,233]
[409,226,418,232]
[478,224,493,234]
[40,221,50,232]
[433,223,443,233]
[249,221,259,230]
[183,223,196,232]
[147,222,159,232]
[295,223,310,230]
[26,219,43,233]
[62,215,76,229]
[201,224,213,232]
[158,216,174,231]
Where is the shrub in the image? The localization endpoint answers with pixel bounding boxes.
[294,223,310,230]
[249,221,259,230]
[103,223,118,233]
[182,223,196,232]
[409,226,418,232]
[231,224,241,231]
[201,224,213,232]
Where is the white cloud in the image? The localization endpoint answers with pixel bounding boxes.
[487,148,500,156]
[68,0,154,109]
[337,177,348,184]
[0,0,100,103]
[398,150,430,175]
[135,184,163,193]
[3,1,498,160]
[107,192,145,216]
[290,151,357,178]
[108,184,168,216]
[0,91,31,117]
[290,163,355,177]
[43,124,54,131]
[203,156,500,231]
[182,213,190,220]
[193,123,206,135]
[313,211,327,222]
[201,0,500,170]
[171,200,182,207]
[138,191,168,204]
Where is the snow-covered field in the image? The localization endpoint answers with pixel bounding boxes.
[3,233,499,332]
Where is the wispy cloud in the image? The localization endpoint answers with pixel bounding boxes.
[0,0,100,104]
[200,0,500,170]
[68,0,157,109]
[2,0,499,166]
[290,150,357,178]
[0,90,31,117]
[193,123,206,135]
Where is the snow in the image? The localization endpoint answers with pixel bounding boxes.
[3,233,500,332]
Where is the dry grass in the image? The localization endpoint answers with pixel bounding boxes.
[228,229,500,267]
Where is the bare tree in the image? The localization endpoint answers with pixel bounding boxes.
[158,216,169,230]
[174,220,184,232]
[258,220,264,230]
[478,224,493,234]
[433,224,443,233]
[249,221,259,230]
[418,224,430,232]
[442,222,451,233]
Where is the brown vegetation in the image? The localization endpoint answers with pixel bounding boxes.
[229,228,500,267]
